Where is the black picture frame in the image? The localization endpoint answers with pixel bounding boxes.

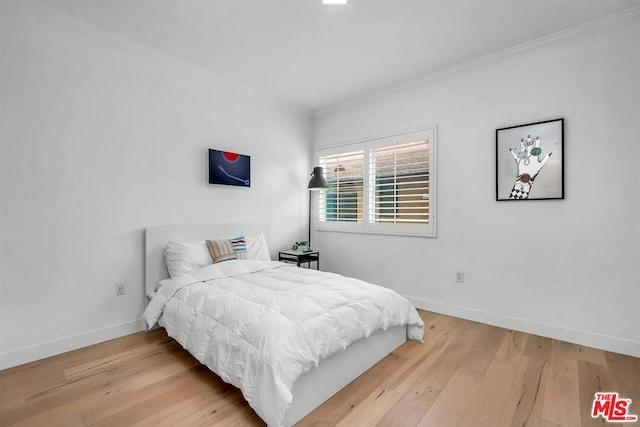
[208,149,251,187]
[496,118,564,201]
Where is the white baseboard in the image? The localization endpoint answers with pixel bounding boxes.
[3,299,638,371]
[0,319,146,370]
[406,295,640,358]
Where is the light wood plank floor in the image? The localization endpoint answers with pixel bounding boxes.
[1,310,639,426]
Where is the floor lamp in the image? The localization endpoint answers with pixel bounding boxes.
[307,166,328,251]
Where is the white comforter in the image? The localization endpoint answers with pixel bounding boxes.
[143,260,424,427]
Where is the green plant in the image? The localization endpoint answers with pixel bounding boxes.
[291,240,308,251]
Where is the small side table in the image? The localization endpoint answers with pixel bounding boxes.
[278,250,320,270]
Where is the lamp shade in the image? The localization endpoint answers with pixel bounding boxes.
[308,166,328,190]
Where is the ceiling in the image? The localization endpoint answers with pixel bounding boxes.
[35,0,640,112]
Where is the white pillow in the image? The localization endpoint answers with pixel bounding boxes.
[164,240,212,278]
[245,232,271,261]
[164,232,271,278]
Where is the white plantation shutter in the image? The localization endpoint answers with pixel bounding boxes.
[318,149,364,224]
[316,127,436,237]
[369,140,429,225]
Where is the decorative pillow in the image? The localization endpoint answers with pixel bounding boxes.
[164,240,213,278]
[229,236,248,259]
[206,239,237,263]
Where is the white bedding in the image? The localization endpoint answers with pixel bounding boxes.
[143,259,424,427]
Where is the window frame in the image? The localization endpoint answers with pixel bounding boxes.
[315,126,437,238]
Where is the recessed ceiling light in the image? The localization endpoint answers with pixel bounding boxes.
[322,0,348,5]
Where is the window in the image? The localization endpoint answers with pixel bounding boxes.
[316,127,436,237]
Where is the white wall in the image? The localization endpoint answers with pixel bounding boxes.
[0,1,311,368]
[313,13,640,356]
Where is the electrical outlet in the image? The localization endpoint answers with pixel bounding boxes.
[116,281,127,295]
[455,270,464,283]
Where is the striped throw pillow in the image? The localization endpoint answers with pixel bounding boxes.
[206,236,249,263]
[229,236,248,259]
[206,239,237,263]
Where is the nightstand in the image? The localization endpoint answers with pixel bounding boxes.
[278,250,320,270]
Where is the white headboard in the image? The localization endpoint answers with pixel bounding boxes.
[145,223,271,299]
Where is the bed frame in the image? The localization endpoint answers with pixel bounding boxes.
[145,224,406,426]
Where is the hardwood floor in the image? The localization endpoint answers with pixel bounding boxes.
[1,310,639,426]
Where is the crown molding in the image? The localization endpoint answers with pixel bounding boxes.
[315,5,640,118]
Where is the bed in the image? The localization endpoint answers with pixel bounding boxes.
[143,223,424,426]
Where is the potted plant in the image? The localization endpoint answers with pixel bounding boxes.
[291,240,311,252]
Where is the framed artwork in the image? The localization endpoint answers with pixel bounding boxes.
[208,149,251,187]
[496,118,564,201]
